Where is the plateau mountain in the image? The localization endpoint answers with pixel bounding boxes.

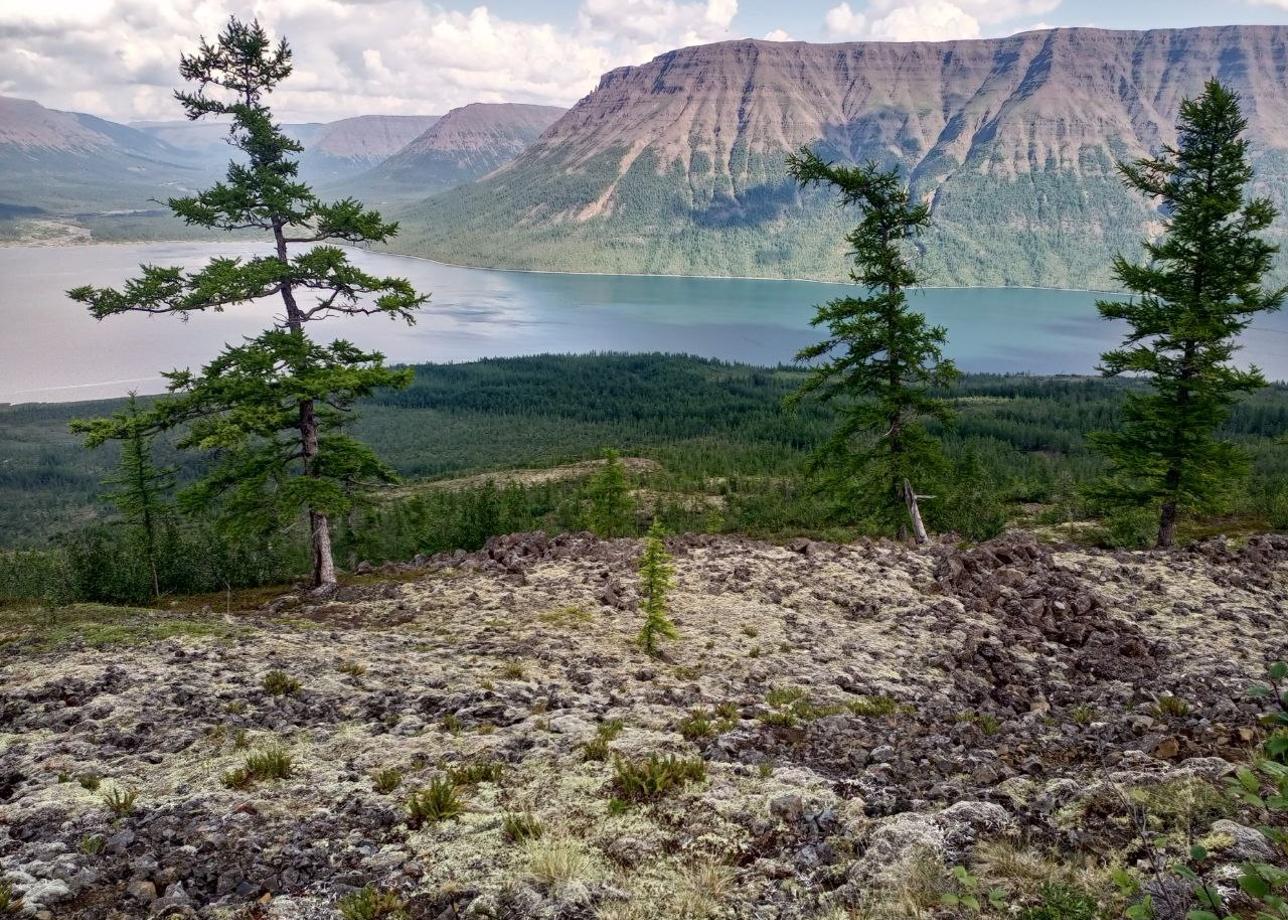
[397,26,1288,288]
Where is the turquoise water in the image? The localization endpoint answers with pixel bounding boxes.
[4,241,1288,403]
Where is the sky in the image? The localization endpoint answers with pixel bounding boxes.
[3,0,1288,124]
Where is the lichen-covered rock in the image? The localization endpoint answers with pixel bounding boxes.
[2,532,1285,918]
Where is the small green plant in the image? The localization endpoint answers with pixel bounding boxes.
[762,686,846,725]
[373,768,403,794]
[1152,695,1191,718]
[715,701,739,721]
[262,670,300,696]
[79,834,106,856]
[941,865,1006,913]
[502,811,545,843]
[440,713,462,733]
[757,762,774,778]
[0,881,21,914]
[637,520,678,657]
[407,777,463,828]
[223,747,294,788]
[338,884,409,920]
[225,700,248,715]
[847,695,901,717]
[338,660,367,677]
[765,686,807,708]
[447,760,504,785]
[1069,704,1097,726]
[102,785,137,817]
[678,709,715,741]
[1017,883,1097,920]
[499,659,527,680]
[78,772,101,791]
[581,719,624,762]
[611,753,707,802]
[741,624,759,638]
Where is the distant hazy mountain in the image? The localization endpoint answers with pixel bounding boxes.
[0,96,203,213]
[133,115,440,184]
[347,103,565,203]
[297,114,441,184]
[398,26,1288,288]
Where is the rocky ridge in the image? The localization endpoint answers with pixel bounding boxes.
[2,531,1286,918]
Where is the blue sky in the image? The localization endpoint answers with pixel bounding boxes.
[4,0,1288,122]
[470,0,1288,40]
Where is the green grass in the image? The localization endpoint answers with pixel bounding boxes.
[0,602,239,653]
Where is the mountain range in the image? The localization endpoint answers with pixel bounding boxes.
[395,25,1288,288]
[0,98,558,228]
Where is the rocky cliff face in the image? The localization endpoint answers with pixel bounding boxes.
[401,26,1288,287]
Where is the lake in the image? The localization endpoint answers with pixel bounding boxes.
[5,241,1288,403]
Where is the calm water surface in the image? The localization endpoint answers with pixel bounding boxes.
[6,241,1288,403]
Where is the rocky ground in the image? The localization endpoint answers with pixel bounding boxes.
[2,531,1287,919]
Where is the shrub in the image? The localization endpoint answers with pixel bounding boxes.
[1094,507,1156,549]
[407,777,463,828]
[102,785,137,817]
[338,885,408,920]
[502,811,545,843]
[611,754,707,802]
[79,834,106,856]
[262,670,300,696]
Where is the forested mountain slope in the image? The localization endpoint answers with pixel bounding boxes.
[398,26,1288,287]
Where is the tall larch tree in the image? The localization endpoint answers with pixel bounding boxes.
[1091,80,1285,548]
[785,147,958,542]
[69,18,427,588]
[100,393,176,601]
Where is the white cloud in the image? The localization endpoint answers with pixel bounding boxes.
[763,28,793,41]
[0,0,739,123]
[824,2,868,38]
[823,0,1061,42]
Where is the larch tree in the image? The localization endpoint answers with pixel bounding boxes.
[69,17,427,589]
[1091,79,1285,548]
[637,520,677,657]
[785,147,958,542]
[100,393,176,601]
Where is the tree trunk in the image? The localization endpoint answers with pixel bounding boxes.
[298,395,337,588]
[310,509,337,587]
[274,222,337,589]
[1157,499,1178,549]
[903,478,929,545]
